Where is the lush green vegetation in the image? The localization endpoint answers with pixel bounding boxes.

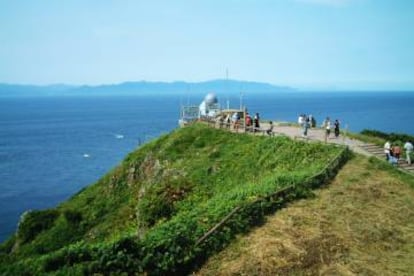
[361,129,414,144]
[347,128,414,147]
[347,131,386,146]
[197,154,414,275]
[0,123,348,275]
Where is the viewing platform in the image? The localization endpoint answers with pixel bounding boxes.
[180,92,413,176]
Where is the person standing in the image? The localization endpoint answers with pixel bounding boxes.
[232,112,240,132]
[393,145,401,163]
[334,119,340,138]
[384,141,391,161]
[303,116,310,137]
[308,114,314,128]
[298,114,304,126]
[322,117,331,143]
[254,113,260,132]
[224,114,231,129]
[310,115,317,128]
[245,113,252,132]
[404,141,413,165]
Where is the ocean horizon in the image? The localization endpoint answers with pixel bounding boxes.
[1,91,414,242]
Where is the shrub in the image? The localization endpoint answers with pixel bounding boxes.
[137,178,193,227]
[17,210,60,244]
[63,210,83,226]
[0,235,16,254]
[361,129,414,144]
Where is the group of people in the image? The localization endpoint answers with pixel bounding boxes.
[322,117,340,142]
[298,114,340,141]
[298,114,313,137]
[245,112,261,132]
[217,111,261,133]
[384,140,413,165]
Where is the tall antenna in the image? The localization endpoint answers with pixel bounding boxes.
[187,84,190,105]
[226,67,229,109]
[240,90,243,110]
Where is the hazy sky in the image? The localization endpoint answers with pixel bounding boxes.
[1,0,413,89]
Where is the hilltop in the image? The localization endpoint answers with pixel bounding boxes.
[0,123,347,274]
[2,122,413,275]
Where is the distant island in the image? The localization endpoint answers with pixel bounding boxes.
[0,80,294,97]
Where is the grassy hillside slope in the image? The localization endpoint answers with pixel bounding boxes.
[197,155,414,275]
[0,123,348,274]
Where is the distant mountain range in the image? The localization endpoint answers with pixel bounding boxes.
[0,80,293,97]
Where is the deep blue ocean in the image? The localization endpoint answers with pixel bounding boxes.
[1,91,413,242]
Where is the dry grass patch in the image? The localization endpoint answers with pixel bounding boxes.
[196,155,414,275]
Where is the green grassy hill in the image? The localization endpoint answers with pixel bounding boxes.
[196,155,414,275]
[0,123,348,275]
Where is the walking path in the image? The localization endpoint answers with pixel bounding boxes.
[359,143,414,173]
[266,124,367,154]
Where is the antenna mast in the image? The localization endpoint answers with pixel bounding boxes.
[226,68,229,109]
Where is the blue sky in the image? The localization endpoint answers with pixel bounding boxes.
[0,0,413,90]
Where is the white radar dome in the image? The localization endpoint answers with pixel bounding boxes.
[204,93,218,105]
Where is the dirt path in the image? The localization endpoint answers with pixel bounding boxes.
[268,124,368,155]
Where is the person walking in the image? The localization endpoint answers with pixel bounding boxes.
[322,117,331,143]
[384,141,391,161]
[334,119,340,138]
[404,141,413,165]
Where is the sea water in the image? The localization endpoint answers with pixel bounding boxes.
[1,91,413,242]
